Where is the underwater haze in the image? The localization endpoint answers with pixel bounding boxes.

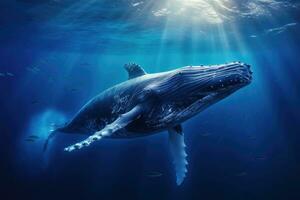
[1,0,300,199]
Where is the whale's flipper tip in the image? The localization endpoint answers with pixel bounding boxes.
[176,177,185,186]
[169,125,188,186]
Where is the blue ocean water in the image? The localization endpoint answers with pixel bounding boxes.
[1,0,300,199]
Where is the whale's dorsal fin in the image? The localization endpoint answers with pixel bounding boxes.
[124,63,147,79]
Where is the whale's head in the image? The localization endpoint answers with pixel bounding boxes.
[186,62,252,98]
[154,62,252,115]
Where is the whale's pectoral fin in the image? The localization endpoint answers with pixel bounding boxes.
[64,105,144,152]
[168,125,188,186]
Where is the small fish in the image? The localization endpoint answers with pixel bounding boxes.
[255,155,266,160]
[0,73,5,77]
[28,135,39,139]
[132,1,143,7]
[48,77,55,83]
[147,171,163,178]
[248,135,257,140]
[71,88,79,92]
[200,132,211,137]
[50,123,61,129]
[6,72,14,76]
[25,138,35,142]
[26,67,40,74]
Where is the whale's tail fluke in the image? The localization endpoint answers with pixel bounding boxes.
[43,130,57,152]
[43,125,66,152]
[28,109,67,153]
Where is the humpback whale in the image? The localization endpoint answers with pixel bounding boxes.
[45,62,252,185]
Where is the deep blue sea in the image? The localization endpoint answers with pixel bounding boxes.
[1,0,300,199]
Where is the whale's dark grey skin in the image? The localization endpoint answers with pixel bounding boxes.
[47,62,252,185]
